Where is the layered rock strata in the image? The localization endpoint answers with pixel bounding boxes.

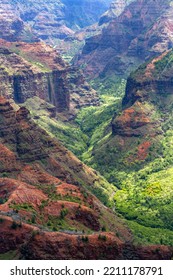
[0,40,99,115]
[75,0,173,79]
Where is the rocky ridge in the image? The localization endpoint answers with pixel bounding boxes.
[75,0,173,79]
[0,0,113,43]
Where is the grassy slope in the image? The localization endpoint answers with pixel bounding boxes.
[22,96,117,208]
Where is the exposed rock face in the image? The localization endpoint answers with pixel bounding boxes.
[112,101,159,137]
[0,215,172,259]
[99,0,126,25]
[75,0,173,79]
[62,0,112,29]
[111,52,173,137]
[110,49,173,163]
[0,0,24,41]
[63,0,133,61]
[0,40,99,115]
[0,0,112,42]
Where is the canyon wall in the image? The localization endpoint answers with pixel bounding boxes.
[75,0,173,79]
[0,40,99,115]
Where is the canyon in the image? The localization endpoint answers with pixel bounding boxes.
[75,0,173,79]
[0,0,113,42]
[0,95,173,259]
[1,0,173,260]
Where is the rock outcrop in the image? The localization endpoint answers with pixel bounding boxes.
[0,40,99,116]
[0,96,101,184]
[0,215,172,259]
[99,0,126,25]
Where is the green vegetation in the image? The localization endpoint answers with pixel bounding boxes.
[113,163,173,230]
[11,220,22,230]
[22,95,118,208]
[54,39,85,63]
[0,197,7,204]
[23,97,88,157]
[22,70,173,246]
[9,46,51,73]
[0,217,4,223]
[98,234,107,241]
[76,74,173,245]
[10,202,35,213]
[46,214,70,232]
[37,184,82,204]
[0,250,19,260]
[81,236,89,243]
[154,49,173,75]
[90,76,126,97]
[60,208,69,219]
[128,221,173,246]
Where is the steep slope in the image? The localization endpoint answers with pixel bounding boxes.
[0,0,25,42]
[75,0,173,79]
[62,0,112,29]
[85,49,173,178]
[0,95,128,259]
[0,0,112,43]
[79,49,173,245]
[63,0,133,61]
[0,96,109,194]
[99,0,134,26]
[0,39,99,116]
[0,96,173,259]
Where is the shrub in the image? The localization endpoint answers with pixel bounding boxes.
[60,208,68,219]
[31,214,36,224]
[101,226,106,232]
[31,230,40,238]
[81,236,89,242]
[52,226,57,231]
[98,234,107,241]
[0,218,4,223]
[11,221,18,230]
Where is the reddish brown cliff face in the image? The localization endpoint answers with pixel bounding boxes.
[0,0,113,43]
[0,1,24,41]
[0,40,99,116]
[75,0,173,79]
[109,49,173,168]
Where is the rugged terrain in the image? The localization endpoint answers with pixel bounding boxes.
[12,47,173,249]
[74,49,173,246]
[0,0,113,43]
[0,96,125,259]
[75,0,173,79]
[1,96,172,259]
[1,0,173,260]
[0,39,99,116]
